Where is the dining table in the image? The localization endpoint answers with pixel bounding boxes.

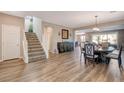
[95,46,115,63]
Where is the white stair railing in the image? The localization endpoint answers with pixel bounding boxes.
[42,32,48,58]
[22,31,28,63]
[33,17,48,59]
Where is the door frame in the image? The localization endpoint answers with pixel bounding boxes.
[2,24,21,61]
[2,24,4,61]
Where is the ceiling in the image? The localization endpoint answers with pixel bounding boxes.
[1,11,124,28]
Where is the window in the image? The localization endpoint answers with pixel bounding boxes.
[92,33,117,44]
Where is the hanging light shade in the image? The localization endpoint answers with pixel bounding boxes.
[93,27,100,31]
[92,16,100,31]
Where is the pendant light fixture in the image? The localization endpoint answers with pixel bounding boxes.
[92,15,100,31]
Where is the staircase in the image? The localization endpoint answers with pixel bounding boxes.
[25,32,46,63]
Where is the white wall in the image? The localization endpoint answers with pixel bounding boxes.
[0,23,2,61]
[42,21,74,54]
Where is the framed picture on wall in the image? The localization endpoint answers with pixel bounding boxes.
[62,29,69,39]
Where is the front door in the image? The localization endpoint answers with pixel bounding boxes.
[2,24,20,60]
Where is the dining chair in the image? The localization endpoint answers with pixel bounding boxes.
[105,45,122,67]
[80,42,85,62]
[84,43,98,64]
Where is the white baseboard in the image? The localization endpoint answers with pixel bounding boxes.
[0,57,23,62]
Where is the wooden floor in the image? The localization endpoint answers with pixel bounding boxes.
[0,47,124,82]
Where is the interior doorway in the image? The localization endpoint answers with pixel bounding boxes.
[46,27,53,52]
[75,31,86,47]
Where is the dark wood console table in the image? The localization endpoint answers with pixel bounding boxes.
[57,42,74,53]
